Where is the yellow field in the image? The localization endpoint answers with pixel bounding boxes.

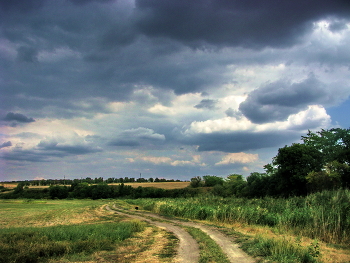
[113,182,190,189]
[1,181,190,189]
[1,183,17,189]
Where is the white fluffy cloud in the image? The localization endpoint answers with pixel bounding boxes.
[216,152,259,165]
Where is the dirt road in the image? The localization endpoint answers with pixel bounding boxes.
[105,205,199,263]
[106,205,256,263]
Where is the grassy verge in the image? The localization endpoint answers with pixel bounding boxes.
[125,190,350,263]
[126,190,350,244]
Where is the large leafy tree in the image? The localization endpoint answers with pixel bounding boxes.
[302,128,350,165]
[203,175,224,187]
[272,143,323,196]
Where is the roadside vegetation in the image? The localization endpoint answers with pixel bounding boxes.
[125,191,350,262]
[128,190,350,244]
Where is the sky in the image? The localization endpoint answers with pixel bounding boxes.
[1,0,350,182]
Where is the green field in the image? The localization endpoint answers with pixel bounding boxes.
[0,199,176,263]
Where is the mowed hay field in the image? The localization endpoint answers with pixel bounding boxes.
[1,181,190,189]
[121,182,190,189]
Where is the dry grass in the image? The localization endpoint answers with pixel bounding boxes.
[115,182,190,189]
[108,226,175,263]
[0,200,111,228]
[1,183,17,189]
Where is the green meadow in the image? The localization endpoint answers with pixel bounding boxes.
[0,199,147,263]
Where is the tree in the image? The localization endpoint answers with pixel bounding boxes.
[223,174,247,197]
[246,172,271,197]
[306,161,350,190]
[203,175,224,187]
[91,183,111,199]
[190,176,203,188]
[273,143,323,196]
[13,182,25,194]
[49,185,69,199]
[302,128,350,165]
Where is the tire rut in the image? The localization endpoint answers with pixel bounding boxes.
[105,205,199,263]
[110,205,256,263]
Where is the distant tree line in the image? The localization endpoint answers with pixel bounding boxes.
[0,182,204,200]
[2,177,183,187]
[192,128,350,198]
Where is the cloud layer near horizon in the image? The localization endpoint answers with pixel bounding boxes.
[1,0,350,180]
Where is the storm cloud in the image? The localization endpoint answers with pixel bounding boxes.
[4,112,35,123]
[134,0,350,48]
[1,0,350,181]
[0,141,12,149]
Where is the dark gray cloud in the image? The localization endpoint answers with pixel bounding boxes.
[225,108,243,119]
[1,138,102,162]
[329,20,349,32]
[239,75,329,124]
[0,0,44,12]
[194,99,218,110]
[1,0,348,118]
[1,149,53,162]
[109,127,165,147]
[37,139,102,155]
[69,0,112,5]
[134,0,350,49]
[4,112,35,123]
[0,141,12,149]
[17,46,38,62]
[185,130,299,153]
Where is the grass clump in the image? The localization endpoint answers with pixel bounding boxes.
[241,236,321,263]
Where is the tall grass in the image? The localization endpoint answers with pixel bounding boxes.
[0,221,145,263]
[127,189,350,244]
[241,236,321,263]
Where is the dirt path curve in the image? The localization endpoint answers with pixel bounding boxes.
[109,205,256,263]
[105,205,199,263]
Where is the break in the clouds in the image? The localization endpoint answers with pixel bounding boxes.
[1,0,350,181]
